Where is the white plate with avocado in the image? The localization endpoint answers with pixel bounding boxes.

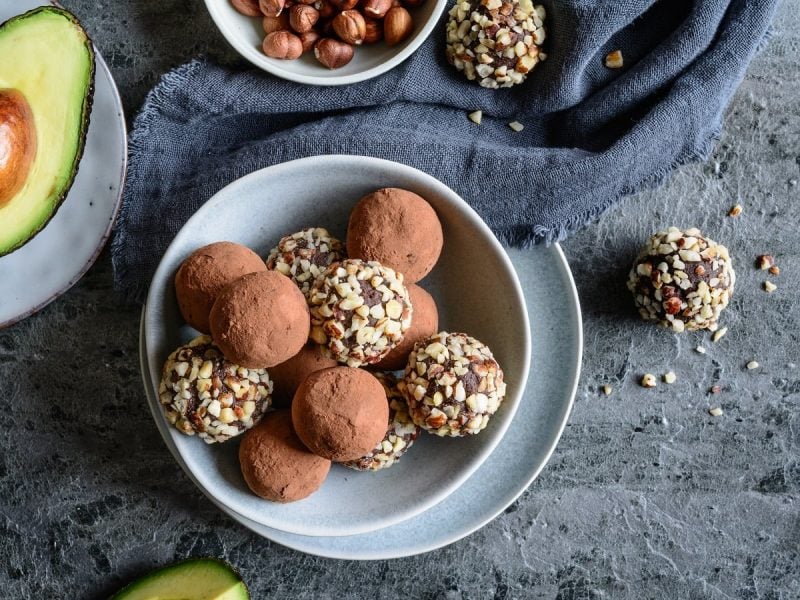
[0,1,126,328]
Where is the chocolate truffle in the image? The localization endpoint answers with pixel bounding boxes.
[239,411,331,503]
[265,227,346,298]
[292,366,389,462]
[308,259,412,367]
[159,335,272,443]
[268,343,338,408]
[446,0,547,89]
[347,188,443,283]
[209,270,310,368]
[400,332,506,437]
[627,227,735,332]
[374,283,439,371]
[175,241,266,333]
[342,373,420,471]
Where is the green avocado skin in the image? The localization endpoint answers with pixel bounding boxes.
[0,6,95,257]
[109,558,250,600]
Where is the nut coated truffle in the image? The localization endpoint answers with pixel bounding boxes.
[374,283,439,371]
[627,227,735,332]
[342,373,420,471]
[267,343,338,408]
[446,0,547,89]
[400,332,506,437]
[347,188,443,283]
[292,367,389,462]
[309,259,412,367]
[209,270,310,368]
[174,241,266,333]
[265,227,346,298]
[239,411,331,503]
[159,335,272,443]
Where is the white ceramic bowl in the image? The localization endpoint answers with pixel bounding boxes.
[203,0,446,85]
[144,155,530,537]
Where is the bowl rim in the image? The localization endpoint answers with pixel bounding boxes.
[202,0,448,86]
[144,154,532,536]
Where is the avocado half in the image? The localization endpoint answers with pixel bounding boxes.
[0,6,95,256]
[110,558,250,600]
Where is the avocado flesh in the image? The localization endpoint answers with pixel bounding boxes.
[0,7,94,256]
[110,558,249,600]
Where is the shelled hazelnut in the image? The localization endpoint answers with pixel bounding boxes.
[263,30,304,59]
[363,18,383,44]
[362,0,393,19]
[262,13,290,33]
[300,30,321,52]
[231,0,263,17]
[333,10,367,44]
[259,0,285,17]
[290,4,319,32]
[314,37,355,68]
[383,6,413,46]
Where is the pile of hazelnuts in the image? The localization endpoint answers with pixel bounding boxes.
[230,0,422,69]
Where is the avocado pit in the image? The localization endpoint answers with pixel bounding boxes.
[0,88,36,207]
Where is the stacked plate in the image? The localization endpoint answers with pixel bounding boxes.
[139,156,582,559]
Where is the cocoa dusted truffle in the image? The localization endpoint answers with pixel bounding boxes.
[292,367,389,462]
[308,259,412,367]
[374,283,439,371]
[627,227,735,332]
[445,0,547,89]
[209,270,310,368]
[342,373,420,471]
[268,343,338,408]
[239,411,331,503]
[400,332,506,437]
[174,241,266,333]
[265,227,346,298]
[159,335,272,443]
[347,188,443,283]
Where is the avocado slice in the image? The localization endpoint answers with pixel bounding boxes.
[110,558,250,600]
[0,6,95,256]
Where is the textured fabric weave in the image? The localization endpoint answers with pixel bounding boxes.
[113,0,778,301]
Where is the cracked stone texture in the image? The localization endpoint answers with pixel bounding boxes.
[1,0,798,598]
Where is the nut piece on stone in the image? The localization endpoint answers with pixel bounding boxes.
[259,0,286,16]
[728,204,743,217]
[333,9,367,44]
[289,4,319,32]
[363,18,384,44]
[604,50,623,68]
[756,254,775,270]
[314,38,355,69]
[626,227,735,332]
[640,374,657,388]
[384,6,413,46]
[663,371,676,384]
[468,110,483,124]
[263,30,304,59]
[231,0,264,16]
[362,0,393,18]
[763,281,777,293]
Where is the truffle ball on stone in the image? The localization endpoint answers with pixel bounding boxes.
[626,227,735,332]
[174,241,266,333]
[209,270,310,368]
[347,188,443,283]
[239,411,331,503]
[268,343,339,408]
[292,366,389,462]
[308,259,412,367]
[374,283,439,371]
[342,372,421,471]
[265,227,346,298]
[400,332,506,437]
[159,335,272,443]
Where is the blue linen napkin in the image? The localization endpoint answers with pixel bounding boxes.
[113,0,778,302]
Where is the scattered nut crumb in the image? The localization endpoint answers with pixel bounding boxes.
[508,121,524,132]
[769,265,780,276]
[602,385,612,396]
[746,360,760,370]
[756,254,775,270]
[605,50,623,68]
[468,110,483,125]
[712,327,728,343]
[710,385,722,394]
[728,204,743,217]
[641,374,657,388]
[663,371,676,384]
[696,346,707,354]
[763,281,777,293]
[708,407,724,417]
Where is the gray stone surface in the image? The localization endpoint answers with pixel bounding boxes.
[1,1,798,598]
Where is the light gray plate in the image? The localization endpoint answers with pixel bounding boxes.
[140,243,581,559]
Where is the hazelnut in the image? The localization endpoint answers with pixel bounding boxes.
[262,30,304,59]
[262,13,290,34]
[362,0,393,18]
[317,0,335,18]
[314,38,355,69]
[383,6,413,46]
[259,0,285,16]
[289,4,319,32]
[299,30,321,53]
[333,9,366,45]
[230,0,263,16]
[363,18,383,44]
[328,0,358,10]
